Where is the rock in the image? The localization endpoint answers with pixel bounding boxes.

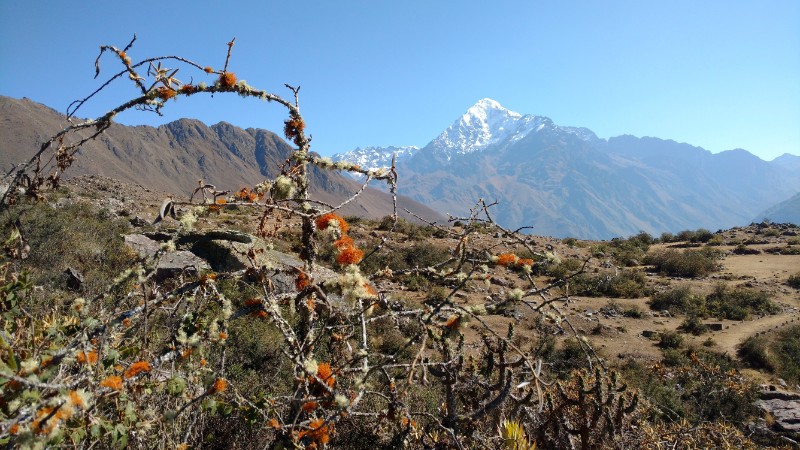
[63,267,83,291]
[154,251,209,281]
[130,216,149,227]
[708,323,724,331]
[190,240,250,272]
[125,234,162,259]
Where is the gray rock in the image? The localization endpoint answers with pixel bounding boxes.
[125,234,162,259]
[154,251,209,281]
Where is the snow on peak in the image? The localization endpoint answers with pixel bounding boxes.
[331,145,419,179]
[431,99,533,159]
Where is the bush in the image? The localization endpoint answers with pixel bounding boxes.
[649,286,705,316]
[679,315,709,335]
[788,272,800,289]
[567,269,647,298]
[739,325,800,384]
[659,330,684,349]
[644,248,720,277]
[705,284,779,320]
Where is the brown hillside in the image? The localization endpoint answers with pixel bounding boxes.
[0,96,443,221]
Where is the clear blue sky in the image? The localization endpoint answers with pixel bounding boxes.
[1,1,798,160]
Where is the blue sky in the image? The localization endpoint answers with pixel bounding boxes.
[1,1,798,160]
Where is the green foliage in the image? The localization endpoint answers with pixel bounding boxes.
[658,330,684,349]
[739,325,800,384]
[644,247,720,278]
[568,269,647,298]
[1,201,137,296]
[678,315,709,335]
[650,284,778,320]
[675,228,714,243]
[592,231,652,266]
[623,350,758,425]
[705,283,779,320]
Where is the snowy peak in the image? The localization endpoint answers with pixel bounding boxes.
[431,98,527,158]
[331,145,419,178]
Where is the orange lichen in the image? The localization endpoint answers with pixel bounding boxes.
[295,271,311,290]
[302,401,318,412]
[517,258,535,268]
[215,198,227,205]
[316,363,336,388]
[267,418,281,429]
[68,391,86,409]
[179,84,196,94]
[219,332,228,340]
[496,253,519,267]
[401,417,417,429]
[298,418,333,446]
[32,406,58,435]
[75,350,98,365]
[283,116,306,140]
[200,273,217,284]
[204,66,214,74]
[122,318,132,327]
[181,348,193,359]
[315,213,349,234]
[8,423,19,435]
[336,246,364,265]
[100,375,123,391]
[244,298,262,307]
[219,71,237,87]
[156,87,176,100]
[254,310,268,319]
[334,235,355,250]
[211,378,228,393]
[444,315,460,329]
[200,358,207,367]
[124,360,152,379]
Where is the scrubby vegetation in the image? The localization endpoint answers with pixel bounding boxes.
[649,284,779,320]
[644,247,720,277]
[0,38,794,449]
[739,325,800,385]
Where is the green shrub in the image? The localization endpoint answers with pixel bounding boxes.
[568,269,647,298]
[659,330,684,349]
[644,248,720,278]
[649,286,705,316]
[789,272,800,289]
[679,315,709,335]
[705,284,779,320]
[739,325,800,384]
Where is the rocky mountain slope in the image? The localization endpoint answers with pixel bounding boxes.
[0,96,443,221]
[335,99,800,239]
[757,192,800,225]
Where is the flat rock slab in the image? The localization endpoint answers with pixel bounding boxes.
[757,390,800,433]
[155,250,210,281]
[125,234,162,259]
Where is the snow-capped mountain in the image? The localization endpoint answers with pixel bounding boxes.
[331,146,419,178]
[331,98,800,238]
[333,99,598,172]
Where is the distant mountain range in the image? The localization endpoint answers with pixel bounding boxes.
[0,96,443,222]
[333,99,800,238]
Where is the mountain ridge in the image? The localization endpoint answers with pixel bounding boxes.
[334,98,799,239]
[0,95,444,222]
